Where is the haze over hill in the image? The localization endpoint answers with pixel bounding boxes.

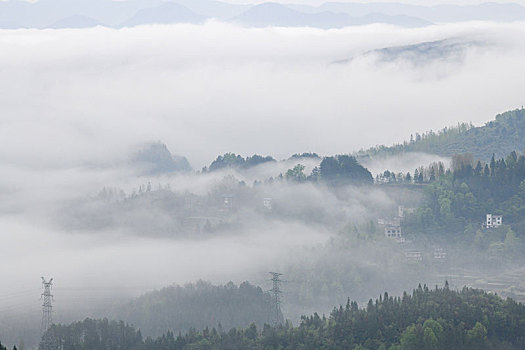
[1,2,525,349]
[358,108,525,162]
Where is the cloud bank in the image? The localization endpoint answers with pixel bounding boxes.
[0,18,524,282]
[0,20,525,346]
[0,22,524,170]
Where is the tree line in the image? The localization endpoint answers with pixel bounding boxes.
[281,155,373,185]
[406,151,525,229]
[38,283,525,350]
[357,108,525,161]
[205,153,374,186]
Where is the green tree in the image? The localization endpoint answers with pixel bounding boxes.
[423,327,438,350]
[400,325,423,350]
[467,322,488,349]
[286,164,307,182]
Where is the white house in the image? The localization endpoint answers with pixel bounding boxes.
[223,195,234,208]
[485,214,502,228]
[433,248,447,260]
[404,250,422,262]
[385,224,402,239]
[263,198,273,210]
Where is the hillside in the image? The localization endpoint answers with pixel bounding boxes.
[41,284,525,350]
[113,281,279,338]
[131,142,192,175]
[357,108,525,162]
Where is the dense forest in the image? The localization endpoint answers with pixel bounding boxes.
[425,152,525,227]
[357,108,525,161]
[204,153,276,172]
[400,150,525,259]
[204,152,373,186]
[113,281,279,338]
[318,155,374,185]
[38,284,525,350]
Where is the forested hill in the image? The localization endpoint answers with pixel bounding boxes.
[40,284,525,350]
[357,108,525,161]
[112,281,279,338]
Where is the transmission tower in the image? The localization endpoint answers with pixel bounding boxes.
[269,272,284,325]
[40,277,54,336]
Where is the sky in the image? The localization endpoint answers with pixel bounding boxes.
[222,0,525,5]
[10,0,525,6]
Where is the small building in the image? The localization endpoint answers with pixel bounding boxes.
[385,224,402,239]
[404,250,422,262]
[381,218,405,243]
[433,248,447,260]
[485,214,502,228]
[223,195,234,208]
[263,198,273,211]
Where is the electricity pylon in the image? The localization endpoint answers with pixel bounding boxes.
[40,277,54,350]
[269,272,284,325]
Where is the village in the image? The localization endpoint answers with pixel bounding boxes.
[378,206,504,264]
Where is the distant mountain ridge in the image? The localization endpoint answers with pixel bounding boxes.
[334,38,481,66]
[49,15,102,29]
[120,2,206,27]
[1,0,525,30]
[356,108,525,162]
[231,2,431,28]
[292,1,525,22]
[368,38,479,65]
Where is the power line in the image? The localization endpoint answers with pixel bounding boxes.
[0,288,41,301]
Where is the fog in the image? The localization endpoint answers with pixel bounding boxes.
[1,22,525,168]
[1,20,525,347]
[361,152,450,175]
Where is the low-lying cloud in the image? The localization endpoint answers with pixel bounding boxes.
[0,21,524,169]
